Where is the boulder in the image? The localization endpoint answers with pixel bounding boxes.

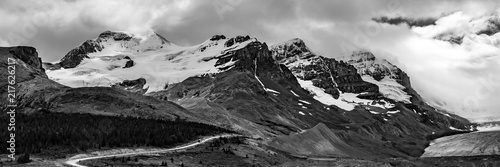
[123,59,134,68]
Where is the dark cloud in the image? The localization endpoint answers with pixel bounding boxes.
[372,16,437,28]
[476,19,500,36]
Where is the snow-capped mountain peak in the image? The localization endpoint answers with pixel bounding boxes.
[342,50,412,103]
[44,32,264,93]
[343,50,400,80]
[271,38,315,60]
[94,30,179,54]
[348,50,376,62]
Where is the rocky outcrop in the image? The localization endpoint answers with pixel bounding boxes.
[0,46,50,84]
[0,46,65,111]
[123,56,134,68]
[224,35,251,47]
[59,39,103,68]
[6,46,47,78]
[42,62,62,70]
[210,35,226,41]
[111,78,147,94]
[97,31,133,41]
[222,41,274,70]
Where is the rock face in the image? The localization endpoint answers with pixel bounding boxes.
[111,78,147,94]
[98,31,133,41]
[266,38,476,157]
[123,56,134,68]
[1,46,65,110]
[4,46,47,78]
[225,35,251,47]
[151,39,311,137]
[346,51,399,81]
[344,51,410,102]
[210,35,226,41]
[59,40,103,68]
[270,38,379,99]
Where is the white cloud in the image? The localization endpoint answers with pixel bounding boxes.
[0,38,10,46]
[365,11,500,121]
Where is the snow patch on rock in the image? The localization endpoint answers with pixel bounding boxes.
[361,75,411,103]
[296,79,355,111]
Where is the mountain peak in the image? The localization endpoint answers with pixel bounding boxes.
[209,35,227,41]
[97,30,133,40]
[287,38,305,44]
[97,30,173,45]
[94,30,178,52]
[349,50,376,62]
[54,31,179,69]
[274,38,306,47]
[270,38,313,60]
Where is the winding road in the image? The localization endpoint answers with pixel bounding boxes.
[63,134,238,167]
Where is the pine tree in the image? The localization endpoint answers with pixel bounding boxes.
[17,153,30,163]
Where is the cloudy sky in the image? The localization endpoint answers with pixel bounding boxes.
[1,0,499,122]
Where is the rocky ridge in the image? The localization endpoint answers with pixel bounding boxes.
[271,38,379,98]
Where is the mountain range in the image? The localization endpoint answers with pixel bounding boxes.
[1,31,476,159]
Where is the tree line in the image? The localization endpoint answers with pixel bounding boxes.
[0,112,232,157]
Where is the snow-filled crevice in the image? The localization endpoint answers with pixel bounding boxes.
[253,58,280,94]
